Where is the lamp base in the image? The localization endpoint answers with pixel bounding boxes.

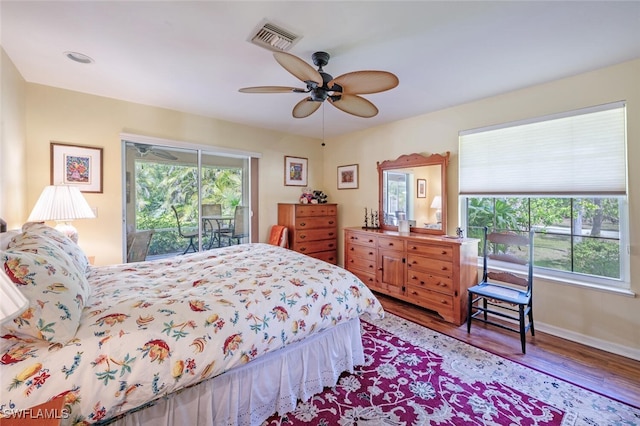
[55,222,79,243]
[435,210,442,223]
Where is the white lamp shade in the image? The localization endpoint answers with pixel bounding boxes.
[0,270,29,326]
[430,195,442,209]
[28,185,95,222]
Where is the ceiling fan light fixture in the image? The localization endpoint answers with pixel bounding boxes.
[249,21,301,52]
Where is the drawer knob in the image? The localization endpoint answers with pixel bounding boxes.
[350,247,355,251]
[441,250,447,255]
[368,252,373,256]
[328,232,335,236]
[328,221,335,225]
[300,222,306,227]
[299,247,306,252]
[300,235,306,239]
[368,239,374,243]
[328,243,335,248]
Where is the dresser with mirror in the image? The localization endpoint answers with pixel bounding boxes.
[344,152,479,325]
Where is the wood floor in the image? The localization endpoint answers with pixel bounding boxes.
[375,293,640,408]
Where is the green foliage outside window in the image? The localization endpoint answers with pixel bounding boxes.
[133,161,243,255]
[466,197,621,280]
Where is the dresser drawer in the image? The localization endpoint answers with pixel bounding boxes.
[346,254,377,273]
[345,231,377,248]
[295,205,334,217]
[296,227,338,242]
[406,242,453,261]
[295,216,337,229]
[346,243,376,261]
[407,268,454,295]
[407,254,453,278]
[293,239,337,254]
[405,284,454,314]
[348,268,377,289]
[308,250,337,265]
[378,236,405,252]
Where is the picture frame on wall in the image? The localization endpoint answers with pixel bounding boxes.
[51,142,103,193]
[417,178,427,198]
[337,164,359,189]
[284,156,308,186]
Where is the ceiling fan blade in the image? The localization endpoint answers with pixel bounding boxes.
[329,71,399,95]
[329,94,379,118]
[152,149,178,161]
[239,86,305,93]
[274,52,323,86]
[292,97,322,118]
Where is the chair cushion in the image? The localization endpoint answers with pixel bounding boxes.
[468,282,530,305]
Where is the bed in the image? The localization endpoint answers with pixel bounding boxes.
[0,222,384,425]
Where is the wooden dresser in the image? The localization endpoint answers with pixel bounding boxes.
[344,227,479,325]
[278,203,338,264]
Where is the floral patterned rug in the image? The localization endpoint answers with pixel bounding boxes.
[263,313,640,426]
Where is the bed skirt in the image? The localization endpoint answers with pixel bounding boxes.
[105,317,364,426]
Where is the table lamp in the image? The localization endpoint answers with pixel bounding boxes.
[431,195,442,223]
[0,270,29,326]
[27,184,95,243]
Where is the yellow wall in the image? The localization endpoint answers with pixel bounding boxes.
[0,48,27,228]
[324,58,640,358]
[2,46,639,358]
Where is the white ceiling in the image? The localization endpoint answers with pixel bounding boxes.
[2,1,640,140]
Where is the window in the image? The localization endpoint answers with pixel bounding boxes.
[459,102,628,290]
[384,171,412,224]
[122,134,260,261]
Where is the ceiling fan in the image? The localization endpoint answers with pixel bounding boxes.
[239,51,399,119]
[134,143,178,161]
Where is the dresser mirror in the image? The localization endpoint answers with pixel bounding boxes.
[377,152,450,235]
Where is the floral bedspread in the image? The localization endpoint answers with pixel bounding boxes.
[1,243,384,424]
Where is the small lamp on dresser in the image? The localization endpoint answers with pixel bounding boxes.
[431,195,442,223]
[27,184,95,243]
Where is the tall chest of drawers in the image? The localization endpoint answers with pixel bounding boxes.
[344,227,478,325]
[278,203,338,264]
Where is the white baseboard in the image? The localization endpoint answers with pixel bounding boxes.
[536,321,640,362]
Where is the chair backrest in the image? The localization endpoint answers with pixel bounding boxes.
[127,229,154,262]
[268,225,289,248]
[202,203,222,216]
[482,226,534,294]
[172,206,189,237]
[232,206,249,239]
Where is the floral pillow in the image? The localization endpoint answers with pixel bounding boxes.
[8,231,91,302]
[1,248,89,343]
[20,222,90,275]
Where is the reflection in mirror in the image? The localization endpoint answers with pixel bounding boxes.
[378,152,449,235]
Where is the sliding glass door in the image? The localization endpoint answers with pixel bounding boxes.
[123,140,250,261]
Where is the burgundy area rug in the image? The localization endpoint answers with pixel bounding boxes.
[263,313,640,426]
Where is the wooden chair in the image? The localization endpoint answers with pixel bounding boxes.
[467,226,535,353]
[172,206,198,254]
[127,229,155,262]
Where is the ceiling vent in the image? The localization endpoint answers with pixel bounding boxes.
[249,21,301,52]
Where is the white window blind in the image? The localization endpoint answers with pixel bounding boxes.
[459,102,627,196]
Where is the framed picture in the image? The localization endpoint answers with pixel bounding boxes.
[417,178,427,198]
[284,156,308,186]
[337,164,359,189]
[51,142,103,193]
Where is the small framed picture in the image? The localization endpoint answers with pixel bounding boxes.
[284,156,308,186]
[51,142,103,193]
[337,164,359,189]
[417,178,427,198]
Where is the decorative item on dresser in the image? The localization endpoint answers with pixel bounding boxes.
[344,227,479,325]
[278,203,338,264]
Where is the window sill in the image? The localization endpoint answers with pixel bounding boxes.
[534,270,636,297]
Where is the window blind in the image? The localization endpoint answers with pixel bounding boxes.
[459,102,627,196]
